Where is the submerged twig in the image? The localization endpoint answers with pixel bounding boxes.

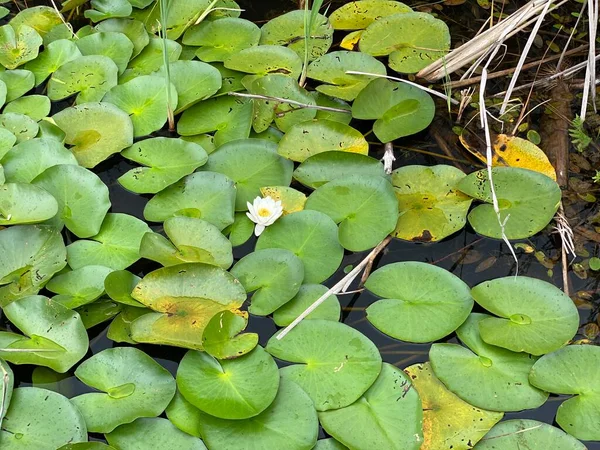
[228,91,351,114]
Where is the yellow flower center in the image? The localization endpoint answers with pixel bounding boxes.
[258,207,272,218]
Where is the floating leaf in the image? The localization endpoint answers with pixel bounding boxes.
[66,213,151,270]
[0,183,58,225]
[224,45,303,79]
[307,51,386,101]
[75,31,134,74]
[0,387,87,449]
[430,313,548,411]
[10,6,62,39]
[457,167,561,239]
[260,186,306,214]
[529,345,600,441]
[391,165,472,242]
[266,320,382,411]
[0,69,34,102]
[273,284,340,327]
[314,439,348,450]
[306,175,398,251]
[4,95,51,121]
[24,39,82,85]
[0,24,42,69]
[59,444,116,450]
[120,37,181,82]
[0,358,13,424]
[231,248,304,316]
[405,362,503,449]
[202,310,258,359]
[329,1,412,30]
[278,119,369,163]
[104,270,143,307]
[227,212,254,247]
[256,210,343,283]
[144,172,236,230]
[314,93,352,124]
[72,347,176,433]
[77,299,122,329]
[365,262,473,342]
[84,0,132,23]
[319,363,422,449]
[46,265,113,309]
[0,129,16,159]
[0,295,88,373]
[0,112,38,143]
[52,102,134,168]
[107,306,149,343]
[95,18,149,58]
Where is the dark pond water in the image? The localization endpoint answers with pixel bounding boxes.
[2,0,600,448]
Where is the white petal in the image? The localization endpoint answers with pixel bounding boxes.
[254,224,265,236]
[246,211,256,223]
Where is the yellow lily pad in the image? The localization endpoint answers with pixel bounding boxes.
[260,186,306,215]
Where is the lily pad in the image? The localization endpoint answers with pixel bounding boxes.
[227,212,254,247]
[352,78,435,143]
[260,10,333,61]
[259,186,307,214]
[0,69,34,102]
[106,417,207,450]
[119,137,207,194]
[203,138,293,210]
[66,213,151,270]
[202,310,258,359]
[266,320,382,411]
[0,387,87,449]
[256,209,343,283]
[0,112,39,143]
[120,37,181,82]
[474,419,586,449]
[429,313,548,411]
[0,358,13,425]
[10,6,63,39]
[391,165,472,242]
[307,51,387,101]
[471,276,579,355]
[329,1,412,30]
[144,171,236,230]
[314,93,352,124]
[104,270,143,307]
[84,0,132,23]
[272,284,340,327]
[59,444,116,450]
[75,31,134,74]
[129,263,247,349]
[365,262,473,342]
[4,95,51,121]
[107,306,149,343]
[457,167,561,240]
[177,346,279,419]
[24,39,82,85]
[314,439,348,450]
[529,345,600,441]
[0,295,88,373]
[52,102,134,168]
[140,216,233,268]
[0,24,42,69]
[293,152,386,189]
[95,18,149,58]
[77,299,122,329]
[0,225,66,305]
[72,347,176,433]
[231,248,304,316]
[405,362,503,450]
[46,265,113,309]
[0,128,15,159]
[0,183,58,225]
[305,175,398,251]
[32,164,111,238]
[224,45,303,79]
[360,12,450,73]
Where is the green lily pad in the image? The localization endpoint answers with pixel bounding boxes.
[177,346,279,419]
[474,419,586,449]
[471,277,579,355]
[256,210,343,283]
[48,55,119,104]
[95,18,149,58]
[106,417,207,450]
[129,263,247,349]
[352,78,435,142]
[59,444,116,450]
[307,51,387,101]
[66,213,151,270]
[360,12,450,73]
[319,363,423,450]
[52,102,134,168]
[266,320,382,411]
[314,93,352,124]
[165,391,204,438]
[0,183,58,225]
[224,45,303,79]
[213,62,245,95]
[75,31,134,74]
[231,248,304,316]
[1,138,77,183]
[135,0,215,40]
[24,39,82,86]
[0,69,34,102]
[0,24,42,69]
[0,112,39,143]
[0,128,15,159]
[529,345,600,441]
[46,265,113,309]
[293,152,386,189]
[0,225,66,305]
[457,167,562,240]
[104,270,143,307]
[391,165,472,242]
[0,295,88,373]
[85,0,132,23]
[177,95,252,147]
[0,387,87,449]
[0,358,13,425]
[76,299,122,329]
[107,306,149,343]
[405,362,503,450]
[31,164,111,238]
[329,0,412,30]
[10,6,63,39]
[202,310,258,359]
[72,347,176,433]
[313,439,348,450]
[4,95,51,121]
[140,217,233,268]
[228,212,255,247]
[272,284,340,327]
[120,37,181,82]
[203,138,293,210]
[365,262,473,342]
[197,378,318,450]
[429,313,548,412]
[260,10,333,61]
[144,171,236,230]
[118,137,208,194]
[278,119,369,163]
[305,175,398,251]
[183,17,260,62]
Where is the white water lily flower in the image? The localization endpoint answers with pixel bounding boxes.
[246,196,283,236]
